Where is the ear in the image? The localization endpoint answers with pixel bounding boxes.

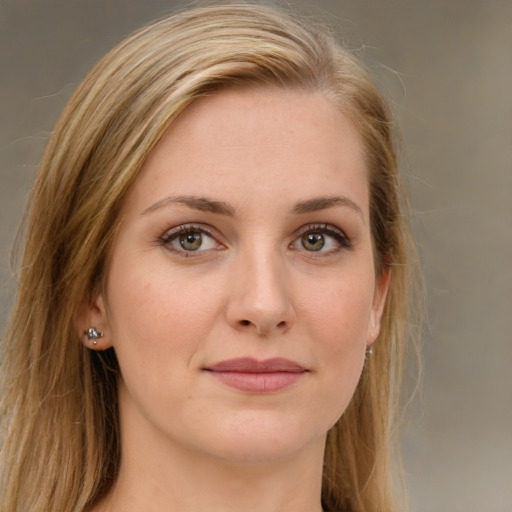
[75,294,112,351]
[367,267,391,346]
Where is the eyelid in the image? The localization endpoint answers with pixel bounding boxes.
[160,223,215,242]
[159,223,225,255]
[291,223,353,252]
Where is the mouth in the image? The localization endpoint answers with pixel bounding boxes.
[203,357,308,393]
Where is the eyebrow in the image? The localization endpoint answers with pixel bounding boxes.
[293,196,364,219]
[142,195,236,216]
[142,194,363,219]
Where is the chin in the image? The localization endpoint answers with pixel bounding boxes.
[194,412,330,465]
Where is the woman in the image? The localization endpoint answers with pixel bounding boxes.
[0,3,419,511]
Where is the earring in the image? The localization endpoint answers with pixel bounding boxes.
[365,345,374,357]
[84,327,103,346]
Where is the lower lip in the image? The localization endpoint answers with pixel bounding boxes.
[208,371,305,393]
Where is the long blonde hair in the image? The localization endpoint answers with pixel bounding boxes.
[0,3,419,511]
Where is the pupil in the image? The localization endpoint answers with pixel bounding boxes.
[303,233,324,251]
[180,232,202,251]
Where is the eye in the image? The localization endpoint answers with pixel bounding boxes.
[291,224,351,253]
[301,232,326,251]
[178,231,204,251]
[159,225,220,254]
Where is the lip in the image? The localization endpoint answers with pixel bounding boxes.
[204,357,308,393]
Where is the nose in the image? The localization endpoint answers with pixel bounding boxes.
[225,248,296,336]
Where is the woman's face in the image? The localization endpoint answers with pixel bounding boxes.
[89,88,389,464]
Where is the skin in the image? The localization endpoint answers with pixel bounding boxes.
[83,88,389,512]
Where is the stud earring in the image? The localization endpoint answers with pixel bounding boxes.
[365,345,374,357]
[84,327,103,345]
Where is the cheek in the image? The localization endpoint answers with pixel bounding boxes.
[104,259,225,418]
[298,270,374,421]
[104,256,222,393]
[301,268,375,348]
[107,252,219,343]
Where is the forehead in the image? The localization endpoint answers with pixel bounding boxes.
[125,87,369,215]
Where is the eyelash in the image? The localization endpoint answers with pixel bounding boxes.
[292,224,353,254]
[158,224,221,256]
[158,223,352,257]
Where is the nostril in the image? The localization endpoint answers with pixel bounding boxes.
[235,318,289,332]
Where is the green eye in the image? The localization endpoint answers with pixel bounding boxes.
[179,232,203,251]
[301,232,325,251]
[161,225,219,255]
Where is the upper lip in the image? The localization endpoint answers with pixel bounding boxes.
[205,357,307,373]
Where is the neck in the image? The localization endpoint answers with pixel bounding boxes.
[95,422,326,512]
[105,455,324,512]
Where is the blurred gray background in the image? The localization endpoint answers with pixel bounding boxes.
[1,1,511,510]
